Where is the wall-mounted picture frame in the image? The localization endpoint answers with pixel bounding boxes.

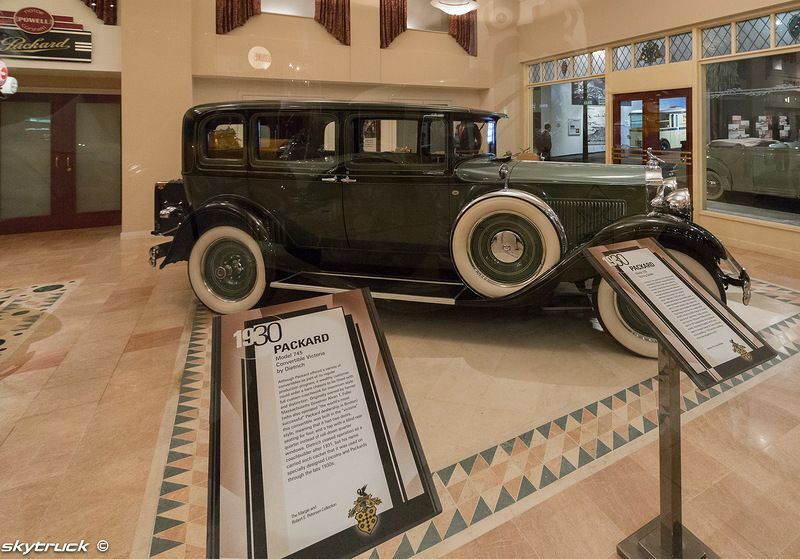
[568,119,581,136]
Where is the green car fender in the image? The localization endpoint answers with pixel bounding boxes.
[158,195,282,269]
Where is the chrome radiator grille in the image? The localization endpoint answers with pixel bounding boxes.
[548,199,627,249]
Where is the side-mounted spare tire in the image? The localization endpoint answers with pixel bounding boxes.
[188,225,273,314]
[451,192,564,298]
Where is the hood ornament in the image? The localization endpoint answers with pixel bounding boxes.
[499,163,510,189]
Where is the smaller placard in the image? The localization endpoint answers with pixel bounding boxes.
[586,238,776,389]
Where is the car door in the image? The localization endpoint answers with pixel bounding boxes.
[341,112,451,254]
[751,141,792,198]
[249,110,347,249]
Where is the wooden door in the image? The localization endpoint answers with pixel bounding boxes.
[0,93,120,234]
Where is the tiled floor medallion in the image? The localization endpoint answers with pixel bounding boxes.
[148,279,800,558]
[0,282,77,371]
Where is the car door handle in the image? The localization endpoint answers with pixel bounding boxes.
[321,176,338,182]
[340,177,357,184]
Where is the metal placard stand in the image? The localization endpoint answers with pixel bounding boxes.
[583,238,776,559]
[616,343,719,559]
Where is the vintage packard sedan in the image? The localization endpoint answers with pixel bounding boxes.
[706,138,800,201]
[149,101,751,357]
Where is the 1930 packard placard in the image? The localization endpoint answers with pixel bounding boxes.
[208,289,440,559]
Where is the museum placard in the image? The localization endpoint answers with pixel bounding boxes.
[209,288,440,559]
[586,238,776,389]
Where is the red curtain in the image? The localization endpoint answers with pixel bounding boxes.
[449,11,477,56]
[380,0,407,48]
[216,0,260,34]
[83,0,117,25]
[315,0,351,46]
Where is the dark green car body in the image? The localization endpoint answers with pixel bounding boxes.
[150,101,749,308]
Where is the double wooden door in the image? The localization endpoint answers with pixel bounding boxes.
[0,93,120,234]
[613,88,692,189]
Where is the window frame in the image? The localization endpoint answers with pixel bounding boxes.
[344,113,450,174]
[198,113,247,168]
[248,111,340,171]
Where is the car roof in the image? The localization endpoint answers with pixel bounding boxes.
[188,100,507,120]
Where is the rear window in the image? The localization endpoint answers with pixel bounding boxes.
[204,115,244,160]
[255,112,336,164]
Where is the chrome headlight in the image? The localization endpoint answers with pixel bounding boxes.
[650,176,677,208]
[651,177,691,217]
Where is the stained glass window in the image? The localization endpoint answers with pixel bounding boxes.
[669,32,693,63]
[702,25,732,58]
[573,54,589,78]
[776,10,800,47]
[591,50,606,74]
[635,38,666,68]
[737,16,771,52]
[613,45,632,71]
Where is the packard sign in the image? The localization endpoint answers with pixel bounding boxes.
[0,8,92,62]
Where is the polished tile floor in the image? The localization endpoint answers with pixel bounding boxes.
[0,227,798,558]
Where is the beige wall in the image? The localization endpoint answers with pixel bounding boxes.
[3,0,121,74]
[120,0,193,233]
[190,0,523,155]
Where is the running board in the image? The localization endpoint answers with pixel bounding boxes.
[270,271,466,305]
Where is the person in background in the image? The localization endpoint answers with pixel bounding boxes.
[537,123,552,160]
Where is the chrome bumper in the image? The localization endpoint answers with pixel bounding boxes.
[719,250,751,305]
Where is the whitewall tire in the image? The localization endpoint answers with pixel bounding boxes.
[451,195,562,298]
[706,170,726,202]
[188,226,270,314]
[595,249,723,358]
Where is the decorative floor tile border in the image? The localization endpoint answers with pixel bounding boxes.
[147,279,800,558]
[0,281,78,371]
[149,306,213,558]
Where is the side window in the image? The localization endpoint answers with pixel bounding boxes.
[255,112,337,164]
[452,119,494,158]
[204,115,244,160]
[350,117,446,167]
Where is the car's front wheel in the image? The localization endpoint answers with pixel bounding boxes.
[593,249,725,358]
[188,226,271,314]
[706,170,726,202]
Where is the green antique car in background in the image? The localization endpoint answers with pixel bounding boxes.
[706,138,800,201]
[149,101,751,357]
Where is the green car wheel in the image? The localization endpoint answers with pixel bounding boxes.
[188,226,271,314]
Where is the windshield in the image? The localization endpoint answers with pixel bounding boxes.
[453,118,497,158]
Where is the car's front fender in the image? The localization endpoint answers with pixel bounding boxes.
[461,213,731,307]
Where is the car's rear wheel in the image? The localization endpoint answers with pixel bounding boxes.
[451,195,562,298]
[706,170,726,202]
[594,249,725,358]
[188,226,271,314]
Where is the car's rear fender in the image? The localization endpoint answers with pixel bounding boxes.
[159,195,286,268]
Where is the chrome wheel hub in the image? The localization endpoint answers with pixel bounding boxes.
[490,230,525,264]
